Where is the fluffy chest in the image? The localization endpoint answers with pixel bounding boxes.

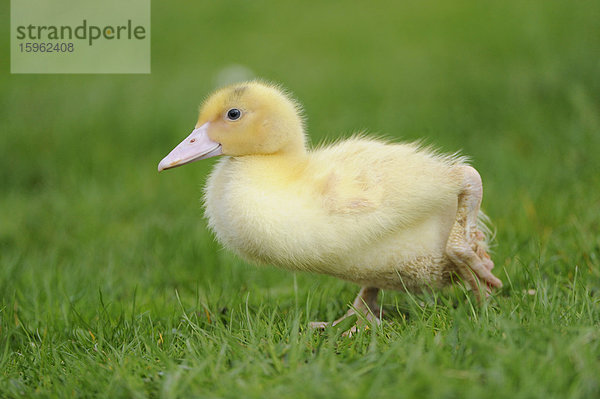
[203,158,332,268]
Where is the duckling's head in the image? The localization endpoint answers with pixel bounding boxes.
[158,81,306,171]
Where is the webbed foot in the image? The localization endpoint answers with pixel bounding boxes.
[310,287,381,336]
[447,166,502,301]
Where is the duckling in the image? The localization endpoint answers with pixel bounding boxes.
[158,81,502,332]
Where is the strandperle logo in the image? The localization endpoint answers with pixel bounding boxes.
[15,19,147,46]
[11,0,150,74]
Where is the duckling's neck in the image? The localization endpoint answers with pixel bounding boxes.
[277,128,308,157]
[231,151,309,184]
[231,134,310,177]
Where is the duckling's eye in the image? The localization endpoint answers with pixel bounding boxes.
[226,108,242,121]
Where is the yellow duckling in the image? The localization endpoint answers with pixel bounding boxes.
[158,81,502,330]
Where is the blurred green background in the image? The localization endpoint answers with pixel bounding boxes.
[1,1,599,398]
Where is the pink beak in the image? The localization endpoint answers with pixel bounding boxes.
[158,123,222,171]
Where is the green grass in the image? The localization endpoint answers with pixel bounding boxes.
[1,0,599,397]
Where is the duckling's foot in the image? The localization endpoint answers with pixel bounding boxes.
[310,286,381,336]
[447,166,503,302]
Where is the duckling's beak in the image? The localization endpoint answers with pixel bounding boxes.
[158,123,222,171]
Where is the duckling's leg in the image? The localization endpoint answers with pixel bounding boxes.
[446,166,502,300]
[310,287,381,335]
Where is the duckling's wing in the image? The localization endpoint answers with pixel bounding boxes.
[311,138,464,228]
[317,165,384,215]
